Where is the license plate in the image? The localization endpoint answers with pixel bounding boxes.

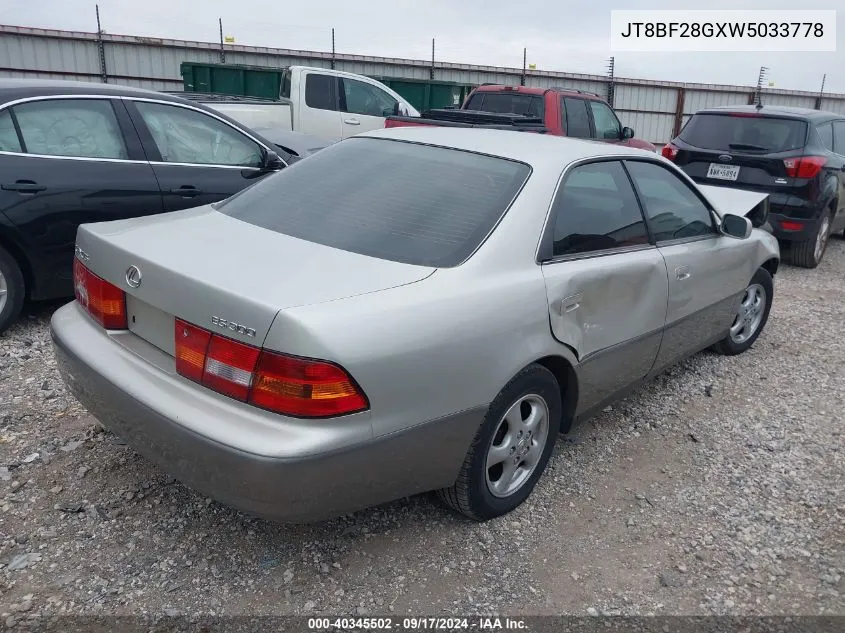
[707,163,740,181]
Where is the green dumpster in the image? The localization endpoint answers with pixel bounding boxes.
[180,62,283,100]
[370,77,475,111]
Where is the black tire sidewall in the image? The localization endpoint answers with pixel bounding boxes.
[720,267,774,355]
[465,365,562,519]
[0,246,25,334]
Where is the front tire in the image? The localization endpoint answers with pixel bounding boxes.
[437,364,561,521]
[712,267,773,356]
[790,212,831,268]
[0,246,25,335]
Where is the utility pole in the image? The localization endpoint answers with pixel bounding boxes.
[606,56,615,106]
[815,73,826,110]
[430,38,435,80]
[521,48,527,86]
[95,4,108,83]
[754,66,768,107]
[218,18,226,63]
[331,28,336,70]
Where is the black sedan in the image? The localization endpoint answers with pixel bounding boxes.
[0,79,291,332]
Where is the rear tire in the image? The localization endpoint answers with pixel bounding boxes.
[437,364,561,521]
[712,267,773,356]
[790,212,831,268]
[0,246,25,335]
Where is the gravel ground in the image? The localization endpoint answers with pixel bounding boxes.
[0,238,843,621]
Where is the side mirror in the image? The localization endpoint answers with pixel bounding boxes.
[720,213,753,239]
[621,126,635,140]
[262,149,284,171]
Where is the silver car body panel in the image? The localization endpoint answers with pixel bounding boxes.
[54,127,780,521]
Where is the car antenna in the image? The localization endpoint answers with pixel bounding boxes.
[754,66,768,110]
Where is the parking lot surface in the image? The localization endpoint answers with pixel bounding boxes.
[0,240,843,619]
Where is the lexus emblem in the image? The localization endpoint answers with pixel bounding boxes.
[125,265,142,288]
[718,154,733,162]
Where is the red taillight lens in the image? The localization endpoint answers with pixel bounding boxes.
[780,220,805,231]
[661,143,679,161]
[250,352,368,418]
[202,336,260,401]
[783,156,826,179]
[174,319,212,382]
[73,258,127,330]
[173,321,368,418]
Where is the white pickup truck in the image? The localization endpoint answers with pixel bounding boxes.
[193,66,419,143]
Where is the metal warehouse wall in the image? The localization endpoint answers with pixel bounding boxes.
[2,24,845,144]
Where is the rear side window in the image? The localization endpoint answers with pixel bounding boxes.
[0,110,22,152]
[466,92,544,118]
[551,161,649,257]
[817,123,834,151]
[833,122,845,155]
[216,138,530,267]
[563,98,591,138]
[304,74,337,111]
[678,113,807,152]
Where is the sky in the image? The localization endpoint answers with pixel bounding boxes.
[4,0,844,92]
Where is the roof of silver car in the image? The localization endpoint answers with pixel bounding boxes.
[362,126,658,166]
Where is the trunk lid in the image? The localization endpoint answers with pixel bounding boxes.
[673,112,808,200]
[76,206,435,353]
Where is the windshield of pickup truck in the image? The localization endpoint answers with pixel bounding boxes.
[465,92,544,118]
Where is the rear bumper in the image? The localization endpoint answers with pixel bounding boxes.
[768,212,822,241]
[51,302,483,523]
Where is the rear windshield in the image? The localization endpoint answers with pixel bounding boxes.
[679,113,807,152]
[215,138,530,267]
[465,92,544,118]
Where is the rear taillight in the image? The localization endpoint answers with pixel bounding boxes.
[203,335,260,401]
[783,156,827,179]
[661,143,679,161]
[173,321,368,418]
[175,319,212,382]
[250,352,368,418]
[780,220,805,231]
[73,258,127,330]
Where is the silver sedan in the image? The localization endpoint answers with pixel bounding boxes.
[51,127,780,523]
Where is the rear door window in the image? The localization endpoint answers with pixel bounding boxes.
[678,113,807,152]
[304,74,338,111]
[465,92,544,118]
[12,99,127,159]
[216,138,531,267]
[563,98,591,138]
[551,161,649,257]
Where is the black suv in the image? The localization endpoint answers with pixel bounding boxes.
[0,79,292,333]
[663,105,845,268]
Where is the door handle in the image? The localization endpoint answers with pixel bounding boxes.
[2,180,46,194]
[675,265,691,281]
[556,293,583,315]
[343,119,361,125]
[170,186,201,197]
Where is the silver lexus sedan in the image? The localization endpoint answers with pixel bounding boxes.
[51,127,780,523]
